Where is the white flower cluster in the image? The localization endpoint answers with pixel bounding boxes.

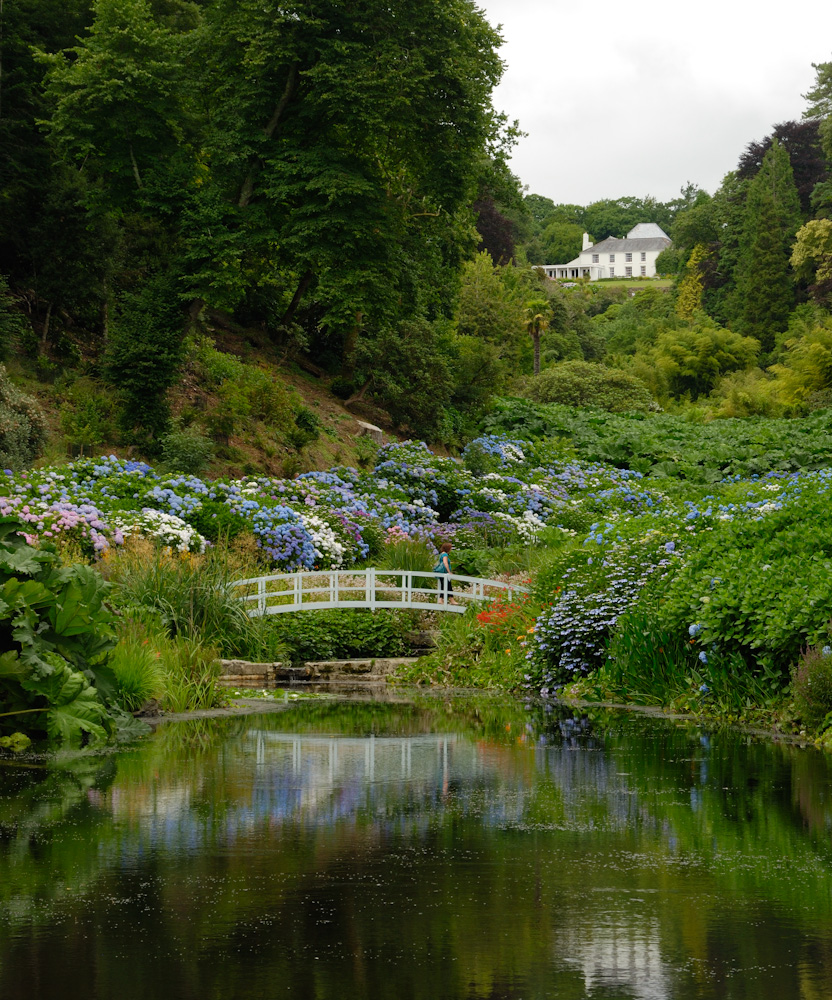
[302,513,346,567]
[480,487,509,503]
[493,510,547,543]
[502,443,525,464]
[112,509,207,553]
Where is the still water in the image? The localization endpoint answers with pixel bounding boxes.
[2,693,832,999]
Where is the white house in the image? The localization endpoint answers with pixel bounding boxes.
[540,223,671,281]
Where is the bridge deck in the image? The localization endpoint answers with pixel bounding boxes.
[230,569,528,616]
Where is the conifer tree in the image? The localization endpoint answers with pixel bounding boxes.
[733,139,802,352]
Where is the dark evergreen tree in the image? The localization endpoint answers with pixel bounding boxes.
[733,140,802,352]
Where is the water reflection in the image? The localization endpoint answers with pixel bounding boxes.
[2,696,832,999]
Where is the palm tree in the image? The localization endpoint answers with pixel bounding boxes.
[524,298,550,375]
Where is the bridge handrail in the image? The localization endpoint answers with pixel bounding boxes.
[229,568,528,616]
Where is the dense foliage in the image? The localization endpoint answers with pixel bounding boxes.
[483,397,832,479]
[0,515,118,741]
[0,0,516,447]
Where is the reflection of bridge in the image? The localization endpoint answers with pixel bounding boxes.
[247,733,468,783]
[231,569,527,616]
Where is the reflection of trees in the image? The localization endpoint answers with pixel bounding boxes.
[3,702,832,998]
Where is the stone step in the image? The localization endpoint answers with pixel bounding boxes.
[218,657,420,686]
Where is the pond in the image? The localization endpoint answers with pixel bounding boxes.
[1,693,832,999]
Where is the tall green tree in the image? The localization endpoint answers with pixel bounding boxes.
[183,0,510,348]
[732,140,802,352]
[804,60,832,164]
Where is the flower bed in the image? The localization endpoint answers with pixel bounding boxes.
[6,437,832,717]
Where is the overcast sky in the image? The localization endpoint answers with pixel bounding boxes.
[477,0,832,206]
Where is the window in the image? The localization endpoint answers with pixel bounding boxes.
[592,254,599,263]
[625,266,632,277]
[640,252,646,261]
[609,254,615,262]
[640,266,646,276]
[625,252,632,262]
[609,267,615,277]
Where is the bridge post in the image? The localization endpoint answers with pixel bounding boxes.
[367,567,376,610]
[258,578,266,616]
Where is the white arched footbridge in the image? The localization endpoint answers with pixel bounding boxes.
[231,569,528,616]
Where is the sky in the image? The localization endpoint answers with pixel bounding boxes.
[477,0,832,207]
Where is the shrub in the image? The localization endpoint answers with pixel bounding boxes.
[523,361,654,413]
[398,596,540,690]
[160,426,215,474]
[265,610,413,662]
[0,366,47,469]
[462,440,502,476]
[708,369,782,419]
[288,407,321,449]
[330,376,355,400]
[355,435,379,469]
[792,644,832,730]
[60,377,117,456]
[187,499,247,542]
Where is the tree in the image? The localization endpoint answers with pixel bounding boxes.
[473,197,517,264]
[769,316,832,411]
[733,140,802,352]
[737,120,827,216]
[523,193,557,228]
[803,60,832,163]
[675,244,710,319]
[456,251,525,373]
[791,219,832,306]
[359,318,455,437]
[539,221,584,265]
[184,0,510,347]
[41,0,193,209]
[524,298,550,375]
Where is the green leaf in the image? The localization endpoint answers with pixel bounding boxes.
[0,649,24,679]
[46,685,110,743]
[0,547,49,578]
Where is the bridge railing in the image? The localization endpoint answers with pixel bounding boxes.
[230,569,528,616]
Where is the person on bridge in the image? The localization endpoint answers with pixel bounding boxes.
[436,542,458,605]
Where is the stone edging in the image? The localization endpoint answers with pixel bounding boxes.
[218,657,420,684]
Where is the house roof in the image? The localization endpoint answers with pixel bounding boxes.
[627,223,669,239]
[583,235,671,255]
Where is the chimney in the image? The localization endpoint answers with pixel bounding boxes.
[582,232,592,251]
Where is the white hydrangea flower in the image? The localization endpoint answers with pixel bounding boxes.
[111,509,207,553]
[302,513,346,567]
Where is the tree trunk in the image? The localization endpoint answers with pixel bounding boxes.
[280,270,313,327]
[345,376,373,408]
[533,332,540,375]
[238,61,300,209]
[128,142,143,189]
[41,302,52,346]
[341,311,363,379]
